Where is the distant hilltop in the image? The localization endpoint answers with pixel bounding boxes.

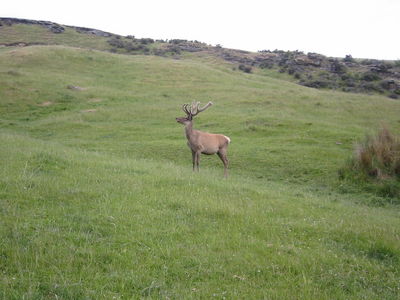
[1,17,399,98]
[0,17,113,36]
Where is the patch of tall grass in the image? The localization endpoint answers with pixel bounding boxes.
[339,126,400,200]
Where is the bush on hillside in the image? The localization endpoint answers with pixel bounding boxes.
[360,59,381,65]
[339,127,400,200]
[168,45,181,54]
[330,59,347,74]
[239,64,252,73]
[343,55,355,63]
[108,37,125,48]
[139,38,154,45]
[301,79,331,89]
[361,72,382,82]
[354,127,400,178]
[259,61,274,69]
[169,39,187,44]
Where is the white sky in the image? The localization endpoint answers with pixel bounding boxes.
[3,0,400,60]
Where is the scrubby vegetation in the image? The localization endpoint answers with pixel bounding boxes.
[238,63,252,73]
[339,127,400,200]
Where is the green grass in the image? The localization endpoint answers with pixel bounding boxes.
[0,24,113,50]
[1,45,400,299]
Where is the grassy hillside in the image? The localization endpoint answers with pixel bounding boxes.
[1,42,400,298]
[0,21,112,50]
[2,17,400,100]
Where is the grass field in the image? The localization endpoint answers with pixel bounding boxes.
[1,45,400,299]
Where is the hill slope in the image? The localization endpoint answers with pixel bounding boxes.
[0,30,400,298]
[1,17,400,98]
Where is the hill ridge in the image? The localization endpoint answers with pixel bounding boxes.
[1,17,400,98]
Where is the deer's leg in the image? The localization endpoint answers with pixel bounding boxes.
[195,151,201,172]
[217,148,229,178]
[191,150,196,171]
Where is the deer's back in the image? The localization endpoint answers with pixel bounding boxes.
[191,130,230,154]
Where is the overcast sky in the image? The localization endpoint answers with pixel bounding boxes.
[3,0,400,60]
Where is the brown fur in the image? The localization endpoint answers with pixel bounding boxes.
[176,103,230,177]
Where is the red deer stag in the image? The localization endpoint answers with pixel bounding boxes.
[176,101,231,177]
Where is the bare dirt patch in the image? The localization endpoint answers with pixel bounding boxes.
[88,98,102,103]
[38,101,52,107]
[67,85,86,91]
[81,109,97,113]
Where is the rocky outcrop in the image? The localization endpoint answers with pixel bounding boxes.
[2,17,399,98]
[73,26,112,37]
[212,47,400,98]
[0,17,113,37]
[0,18,64,33]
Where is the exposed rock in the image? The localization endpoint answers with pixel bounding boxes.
[0,17,112,36]
[329,59,347,74]
[3,17,400,98]
[0,18,65,33]
[73,26,112,37]
[370,63,392,73]
[48,24,64,34]
[380,79,400,91]
[294,55,321,67]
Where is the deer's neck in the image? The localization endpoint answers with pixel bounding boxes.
[184,122,194,140]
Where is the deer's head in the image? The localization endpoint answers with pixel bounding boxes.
[176,101,213,125]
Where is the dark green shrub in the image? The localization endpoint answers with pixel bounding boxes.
[380,79,398,91]
[330,59,347,74]
[168,45,181,54]
[362,82,384,93]
[124,42,135,51]
[259,61,274,69]
[360,59,380,65]
[343,55,355,63]
[302,80,330,88]
[370,63,392,73]
[361,72,382,81]
[238,64,252,73]
[169,39,187,44]
[140,38,154,44]
[107,38,125,48]
[287,67,296,75]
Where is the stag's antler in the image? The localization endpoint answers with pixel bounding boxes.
[182,101,213,120]
[190,101,213,117]
[182,103,192,117]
